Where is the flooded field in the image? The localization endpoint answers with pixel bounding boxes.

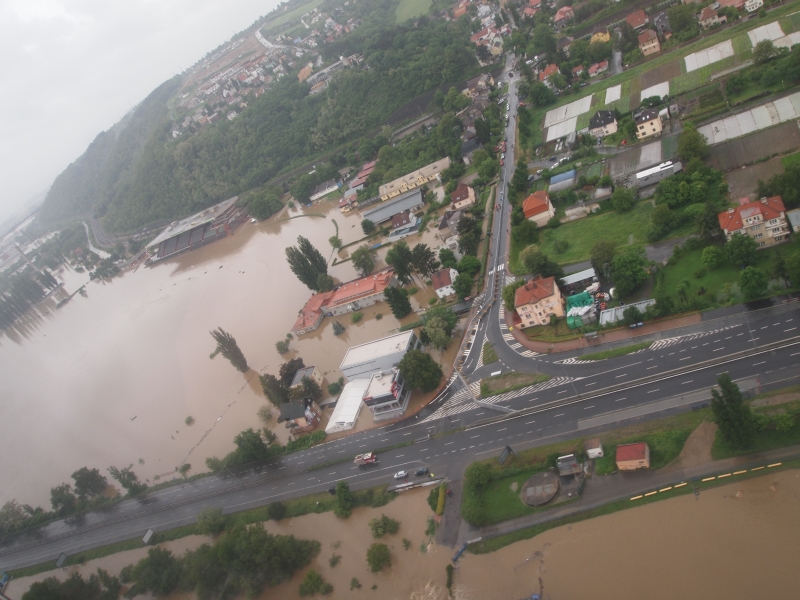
[0,196,457,507]
[10,470,800,599]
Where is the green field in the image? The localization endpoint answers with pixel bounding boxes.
[659,237,800,306]
[670,56,737,96]
[781,150,800,168]
[531,203,656,267]
[781,11,800,32]
[395,0,432,22]
[260,0,327,34]
[731,32,753,54]
[661,134,679,160]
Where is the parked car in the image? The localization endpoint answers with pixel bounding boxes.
[500,159,504,166]
[393,470,408,480]
[415,467,429,476]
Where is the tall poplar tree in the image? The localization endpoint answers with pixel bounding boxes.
[210,327,248,372]
[711,374,756,449]
[384,286,412,319]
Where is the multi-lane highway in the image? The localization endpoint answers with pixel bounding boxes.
[2,54,799,571]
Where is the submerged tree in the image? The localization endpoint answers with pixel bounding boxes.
[210,327,248,372]
[107,465,147,496]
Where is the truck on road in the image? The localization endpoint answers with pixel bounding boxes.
[354,452,379,467]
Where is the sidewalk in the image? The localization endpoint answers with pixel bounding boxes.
[509,312,702,354]
[459,444,800,546]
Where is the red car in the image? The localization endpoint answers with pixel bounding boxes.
[500,159,504,166]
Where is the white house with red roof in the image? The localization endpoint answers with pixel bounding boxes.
[514,276,565,328]
[522,191,555,227]
[432,268,459,299]
[718,196,790,248]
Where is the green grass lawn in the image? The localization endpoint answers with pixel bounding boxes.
[522,318,586,342]
[478,467,560,524]
[731,31,753,55]
[480,373,551,397]
[395,0,432,22]
[658,237,800,306]
[533,203,655,267]
[661,134,679,160]
[782,11,800,32]
[781,150,800,168]
[581,341,652,361]
[595,428,694,475]
[482,342,499,365]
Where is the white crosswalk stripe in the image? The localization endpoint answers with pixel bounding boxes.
[502,333,515,340]
[520,350,539,357]
[509,342,522,349]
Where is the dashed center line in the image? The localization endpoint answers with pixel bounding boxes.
[615,374,627,378]
[682,380,693,385]
[648,389,660,394]
[584,405,594,410]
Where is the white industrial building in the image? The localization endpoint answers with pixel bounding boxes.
[339,331,421,381]
[362,368,411,421]
[325,379,370,434]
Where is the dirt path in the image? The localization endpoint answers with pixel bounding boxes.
[664,421,717,471]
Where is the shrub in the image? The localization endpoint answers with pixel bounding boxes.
[369,514,400,538]
[196,506,226,536]
[351,311,363,323]
[427,486,439,511]
[693,268,706,279]
[350,578,362,590]
[375,313,383,320]
[267,501,287,520]
[429,297,438,305]
[446,564,454,590]
[553,239,570,254]
[185,416,194,425]
[299,570,333,596]
[366,543,391,572]
[436,485,446,515]
[332,321,345,336]
[328,378,344,396]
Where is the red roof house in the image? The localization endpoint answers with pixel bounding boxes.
[522,191,555,226]
[718,196,790,246]
[626,9,649,30]
[539,63,560,82]
[615,442,650,470]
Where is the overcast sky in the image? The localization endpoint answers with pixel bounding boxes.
[0,0,281,225]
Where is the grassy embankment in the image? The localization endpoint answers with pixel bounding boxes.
[579,341,653,361]
[482,342,499,365]
[9,484,397,579]
[480,372,551,397]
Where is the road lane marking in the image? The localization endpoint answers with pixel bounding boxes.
[713,348,723,352]
[584,405,594,410]
[786,327,797,333]
[647,366,657,370]
[682,380,693,384]
[615,374,627,378]
[753,361,766,366]
[445,442,454,445]
[615,397,626,402]
[497,428,507,432]
[648,389,659,393]
[525,420,536,424]
[471,435,481,439]
[554,413,564,417]
[680,357,691,361]
[585,382,596,387]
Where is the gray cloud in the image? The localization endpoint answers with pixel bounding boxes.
[0,0,280,223]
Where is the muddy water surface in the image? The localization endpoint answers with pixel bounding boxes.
[10,471,800,599]
[0,199,455,506]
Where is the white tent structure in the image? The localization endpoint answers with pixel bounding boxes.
[325,379,370,434]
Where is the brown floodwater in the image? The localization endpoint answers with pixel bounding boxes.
[10,471,800,599]
[0,194,456,507]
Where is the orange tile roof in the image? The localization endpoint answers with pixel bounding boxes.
[522,191,551,219]
[328,268,394,308]
[554,6,573,21]
[718,196,786,233]
[514,276,557,308]
[539,64,560,82]
[292,291,334,332]
[626,9,647,29]
[616,443,648,462]
[298,65,313,82]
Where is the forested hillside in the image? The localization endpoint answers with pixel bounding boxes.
[37,2,478,233]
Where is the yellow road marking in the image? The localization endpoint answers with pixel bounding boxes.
[718,473,731,478]
[768,462,782,468]
[702,476,716,482]
[751,466,764,471]
[630,495,643,500]
[674,482,687,488]
[644,491,657,497]
[733,470,747,475]
[659,487,672,492]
